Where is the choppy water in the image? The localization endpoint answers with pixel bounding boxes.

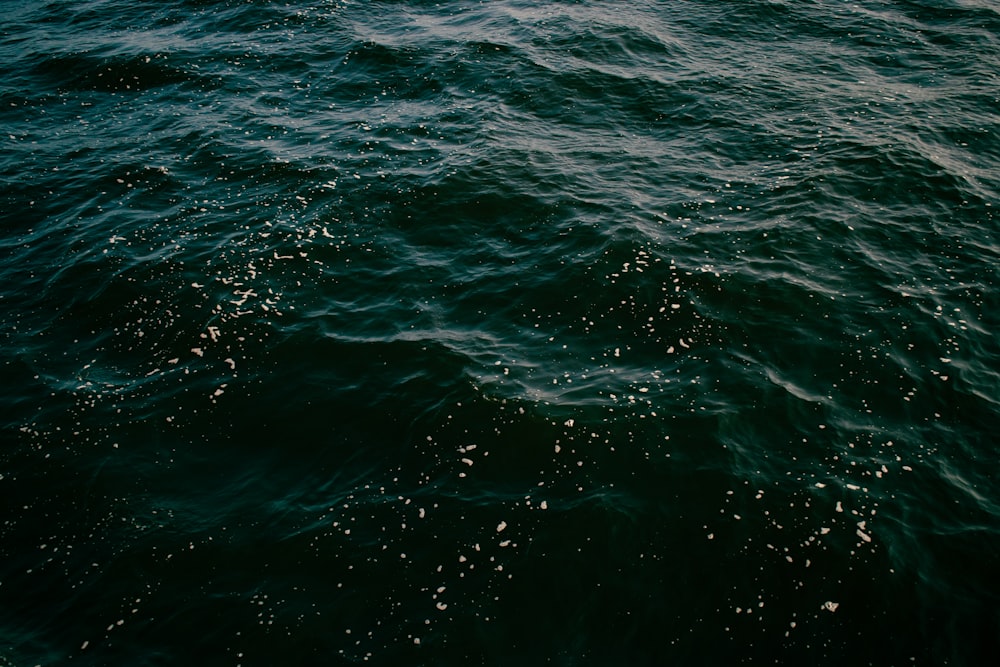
[2,0,999,664]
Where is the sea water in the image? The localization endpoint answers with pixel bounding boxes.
[1,1,998,664]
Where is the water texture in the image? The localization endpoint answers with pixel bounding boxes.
[2,0,999,664]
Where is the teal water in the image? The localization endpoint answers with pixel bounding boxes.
[2,0,999,664]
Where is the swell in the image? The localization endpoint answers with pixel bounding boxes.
[26,51,215,93]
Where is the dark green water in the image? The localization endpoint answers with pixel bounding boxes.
[2,0,999,664]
